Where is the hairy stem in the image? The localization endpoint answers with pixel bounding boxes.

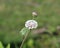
[20,30,31,48]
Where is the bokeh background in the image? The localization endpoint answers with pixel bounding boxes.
[0,0,60,48]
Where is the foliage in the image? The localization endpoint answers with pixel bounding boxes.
[0,0,60,48]
[0,41,4,48]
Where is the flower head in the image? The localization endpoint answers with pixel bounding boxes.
[25,20,38,29]
[32,12,37,16]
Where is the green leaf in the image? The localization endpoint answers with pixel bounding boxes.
[20,27,30,36]
[6,43,10,48]
[0,41,4,48]
[27,39,34,47]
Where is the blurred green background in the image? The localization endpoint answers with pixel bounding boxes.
[0,0,60,48]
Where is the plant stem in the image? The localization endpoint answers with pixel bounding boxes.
[32,15,35,20]
[20,30,31,48]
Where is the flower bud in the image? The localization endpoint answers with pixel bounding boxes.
[32,12,37,16]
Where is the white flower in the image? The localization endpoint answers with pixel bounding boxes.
[25,20,38,29]
[32,12,37,16]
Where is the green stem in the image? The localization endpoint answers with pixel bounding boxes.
[20,30,31,48]
[32,15,35,20]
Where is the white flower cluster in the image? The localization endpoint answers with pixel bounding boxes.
[25,20,38,29]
